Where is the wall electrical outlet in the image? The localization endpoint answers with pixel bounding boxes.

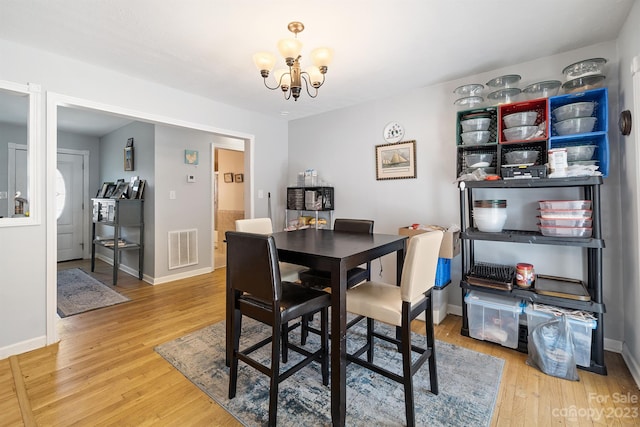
[187,174,196,183]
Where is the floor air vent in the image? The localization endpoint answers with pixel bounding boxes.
[168,229,198,269]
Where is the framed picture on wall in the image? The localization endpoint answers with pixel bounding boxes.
[375,140,416,180]
[224,172,234,183]
[185,149,199,165]
[124,147,134,171]
[235,173,244,183]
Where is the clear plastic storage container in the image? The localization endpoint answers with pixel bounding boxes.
[538,209,592,219]
[538,200,592,210]
[525,303,597,367]
[465,291,523,349]
[538,226,593,237]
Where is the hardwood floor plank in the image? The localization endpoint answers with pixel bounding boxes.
[0,259,637,426]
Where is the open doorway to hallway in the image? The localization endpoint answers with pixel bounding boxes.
[213,142,245,270]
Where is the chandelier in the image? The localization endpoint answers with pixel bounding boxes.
[252,21,333,101]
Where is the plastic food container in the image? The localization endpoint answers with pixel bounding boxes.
[504,150,539,165]
[538,226,593,238]
[473,205,507,232]
[564,145,597,162]
[487,88,521,105]
[538,200,592,210]
[461,117,491,132]
[537,217,592,227]
[486,74,522,88]
[454,84,484,96]
[465,153,494,168]
[562,58,607,80]
[461,130,490,145]
[454,96,484,109]
[554,117,597,135]
[562,75,605,93]
[522,80,561,99]
[551,101,595,122]
[538,209,592,219]
[503,125,538,141]
[503,111,538,128]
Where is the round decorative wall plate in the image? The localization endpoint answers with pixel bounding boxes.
[383,122,404,143]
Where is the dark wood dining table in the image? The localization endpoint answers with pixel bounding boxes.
[271,228,407,426]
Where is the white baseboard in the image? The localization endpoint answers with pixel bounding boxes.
[0,335,47,360]
[622,344,640,388]
[150,267,213,285]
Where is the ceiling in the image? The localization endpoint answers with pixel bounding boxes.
[0,0,635,135]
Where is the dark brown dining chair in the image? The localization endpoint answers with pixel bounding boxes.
[297,218,374,344]
[345,230,443,427]
[226,231,330,426]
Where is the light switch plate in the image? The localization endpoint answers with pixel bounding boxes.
[187,174,196,183]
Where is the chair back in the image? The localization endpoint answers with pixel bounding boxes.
[235,218,274,234]
[226,231,281,303]
[334,218,374,234]
[400,231,443,303]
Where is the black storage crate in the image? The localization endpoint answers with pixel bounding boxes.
[287,187,334,211]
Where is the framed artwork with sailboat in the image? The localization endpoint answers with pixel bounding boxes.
[375,140,416,180]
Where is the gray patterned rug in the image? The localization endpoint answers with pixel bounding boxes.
[57,268,130,317]
[155,317,504,426]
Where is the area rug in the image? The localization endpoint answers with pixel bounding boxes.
[155,317,504,426]
[57,268,130,317]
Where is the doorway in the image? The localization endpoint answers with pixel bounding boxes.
[213,143,245,270]
[46,93,255,345]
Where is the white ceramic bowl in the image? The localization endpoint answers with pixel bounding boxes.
[474,208,507,232]
[503,111,538,128]
[461,117,491,132]
[503,125,538,141]
[554,117,597,135]
[552,102,595,122]
[461,130,490,145]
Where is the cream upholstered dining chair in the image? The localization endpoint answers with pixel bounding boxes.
[345,230,443,427]
[235,218,308,282]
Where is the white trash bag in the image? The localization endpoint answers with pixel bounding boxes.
[526,314,579,381]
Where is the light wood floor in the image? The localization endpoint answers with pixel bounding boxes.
[2,259,639,426]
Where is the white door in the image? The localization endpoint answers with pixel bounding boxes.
[57,152,84,261]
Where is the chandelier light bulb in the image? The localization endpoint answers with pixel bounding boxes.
[277,38,303,63]
[306,66,323,87]
[274,69,291,90]
[253,52,276,74]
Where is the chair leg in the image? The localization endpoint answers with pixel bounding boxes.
[281,324,289,364]
[320,308,329,386]
[301,313,311,345]
[401,317,416,427]
[269,323,281,426]
[228,311,241,399]
[366,317,374,363]
[425,294,438,395]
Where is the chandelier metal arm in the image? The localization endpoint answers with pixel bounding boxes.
[300,73,319,98]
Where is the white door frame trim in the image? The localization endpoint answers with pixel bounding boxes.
[45,92,255,345]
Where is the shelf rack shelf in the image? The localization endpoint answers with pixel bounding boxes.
[91,198,144,285]
[458,176,607,375]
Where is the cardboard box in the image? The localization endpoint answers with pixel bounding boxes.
[398,225,461,259]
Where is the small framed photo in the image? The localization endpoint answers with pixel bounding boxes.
[235,173,244,183]
[375,140,417,180]
[124,147,134,171]
[224,172,234,183]
[185,149,199,165]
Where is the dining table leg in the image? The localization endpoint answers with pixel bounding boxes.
[330,262,348,427]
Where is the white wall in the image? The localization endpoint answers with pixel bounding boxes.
[289,41,625,347]
[0,38,287,358]
[616,0,640,385]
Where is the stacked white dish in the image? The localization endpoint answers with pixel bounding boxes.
[474,200,507,232]
[537,200,593,237]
